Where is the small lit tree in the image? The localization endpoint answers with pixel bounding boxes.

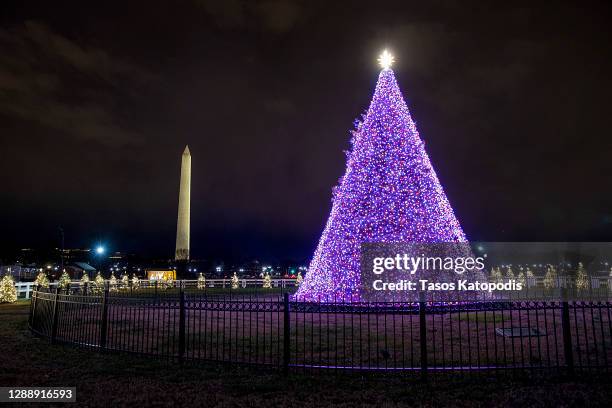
[296,271,303,286]
[543,266,557,289]
[92,272,105,294]
[262,272,272,289]
[109,273,118,292]
[524,267,535,288]
[35,272,50,288]
[80,272,90,287]
[0,275,17,303]
[505,266,515,281]
[197,273,206,289]
[132,274,140,291]
[575,262,589,290]
[490,267,502,283]
[516,271,526,286]
[121,274,129,290]
[58,271,71,290]
[231,272,239,289]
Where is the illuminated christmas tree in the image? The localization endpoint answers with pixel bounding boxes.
[109,273,118,292]
[262,272,272,289]
[575,262,589,290]
[516,270,526,286]
[543,265,557,289]
[121,274,129,290]
[490,267,502,284]
[231,272,239,289]
[92,272,105,295]
[58,271,71,290]
[197,273,206,289]
[0,275,17,303]
[131,274,140,290]
[80,272,90,287]
[296,51,473,301]
[35,272,50,288]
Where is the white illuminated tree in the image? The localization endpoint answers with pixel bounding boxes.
[121,274,129,290]
[58,271,71,290]
[516,270,526,286]
[543,266,557,289]
[505,267,515,280]
[296,271,304,286]
[35,272,50,288]
[490,267,502,283]
[109,273,118,292]
[197,273,206,290]
[132,274,140,290]
[575,262,589,290]
[92,272,105,295]
[0,275,17,303]
[231,272,239,289]
[80,272,90,287]
[263,272,272,289]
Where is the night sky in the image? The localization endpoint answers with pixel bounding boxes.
[1,1,611,262]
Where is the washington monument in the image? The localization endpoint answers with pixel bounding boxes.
[175,145,191,260]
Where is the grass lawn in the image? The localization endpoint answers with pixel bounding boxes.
[1,302,611,407]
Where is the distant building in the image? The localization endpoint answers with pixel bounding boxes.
[65,262,97,280]
[0,264,39,281]
[147,269,176,281]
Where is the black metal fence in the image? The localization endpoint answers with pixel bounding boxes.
[29,284,612,374]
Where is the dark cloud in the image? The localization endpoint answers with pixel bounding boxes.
[195,0,302,32]
[0,21,153,146]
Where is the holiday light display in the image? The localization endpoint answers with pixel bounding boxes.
[121,274,129,290]
[231,272,239,289]
[575,262,589,289]
[132,274,140,290]
[197,273,206,289]
[58,271,71,290]
[35,272,50,288]
[109,273,118,292]
[92,272,105,294]
[295,52,471,301]
[543,266,557,289]
[490,267,503,284]
[0,275,17,303]
[80,272,90,287]
[262,272,272,289]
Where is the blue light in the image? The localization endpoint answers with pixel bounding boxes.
[96,246,105,255]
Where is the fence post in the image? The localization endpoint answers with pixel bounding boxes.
[99,284,109,350]
[560,288,574,375]
[50,287,60,344]
[283,293,290,374]
[419,291,428,380]
[29,285,39,328]
[178,283,186,362]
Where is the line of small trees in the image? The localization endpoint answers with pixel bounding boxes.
[489,263,612,289]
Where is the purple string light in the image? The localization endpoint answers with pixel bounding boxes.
[296,67,468,302]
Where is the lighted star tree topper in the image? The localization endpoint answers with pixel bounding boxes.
[296,51,470,301]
